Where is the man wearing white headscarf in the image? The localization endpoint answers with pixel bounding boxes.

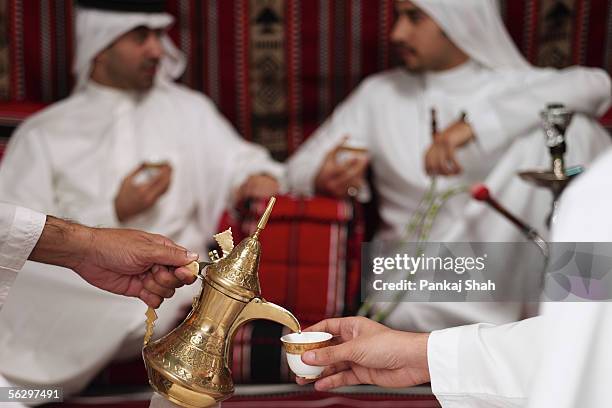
[0,0,284,395]
[286,0,612,332]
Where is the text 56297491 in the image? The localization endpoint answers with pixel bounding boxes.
[1,387,63,403]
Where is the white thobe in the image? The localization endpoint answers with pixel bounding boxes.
[0,203,45,311]
[287,61,612,331]
[428,147,612,408]
[0,203,45,408]
[0,80,285,394]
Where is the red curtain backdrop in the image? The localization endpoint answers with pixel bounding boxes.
[1,0,611,157]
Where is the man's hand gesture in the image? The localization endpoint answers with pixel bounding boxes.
[425,121,474,176]
[295,317,430,391]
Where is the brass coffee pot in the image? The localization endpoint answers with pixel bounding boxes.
[143,197,300,407]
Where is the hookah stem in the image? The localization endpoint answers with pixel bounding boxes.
[405,107,439,239]
[423,107,440,238]
[429,107,438,217]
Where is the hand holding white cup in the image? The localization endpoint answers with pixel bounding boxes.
[336,141,369,166]
[280,332,333,379]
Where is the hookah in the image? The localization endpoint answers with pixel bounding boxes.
[360,105,578,321]
[519,104,584,227]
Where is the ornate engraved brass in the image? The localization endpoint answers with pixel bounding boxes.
[519,104,582,227]
[143,197,301,407]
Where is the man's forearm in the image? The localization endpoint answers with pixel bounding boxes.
[28,216,93,270]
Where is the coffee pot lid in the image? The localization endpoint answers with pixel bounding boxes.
[205,198,276,300]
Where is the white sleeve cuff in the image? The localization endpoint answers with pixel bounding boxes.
[428,326,463,397]
[428,322,532,408]
[0,206,46,271]
[428,325,500,408]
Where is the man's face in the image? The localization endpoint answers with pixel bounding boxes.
[95,26,165,91]
[391,1,464,72]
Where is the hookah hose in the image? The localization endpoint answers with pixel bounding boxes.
[471,183,549,258]
[358,180,468,322]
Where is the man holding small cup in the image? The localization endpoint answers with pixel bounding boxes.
[296,148,612,408]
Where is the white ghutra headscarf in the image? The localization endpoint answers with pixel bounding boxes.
[73,7,187,91]
[411,0,531,70]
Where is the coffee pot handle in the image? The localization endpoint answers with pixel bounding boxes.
[224,298,301,356]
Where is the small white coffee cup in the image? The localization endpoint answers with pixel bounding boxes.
[280,332,333,379]
[336,143,369,165]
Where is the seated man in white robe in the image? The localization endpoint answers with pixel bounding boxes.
[286,0,612,332]
[0,0,284,395]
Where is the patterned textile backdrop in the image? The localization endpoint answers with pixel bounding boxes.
[0,0,611,159]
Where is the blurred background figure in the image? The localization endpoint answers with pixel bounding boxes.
[286,0,611,331]
[0,0,283,395]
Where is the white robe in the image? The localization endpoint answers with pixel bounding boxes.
[287,61,612,331]
[0,80,285,395]
[428,147,612,408]
[0,204,45,407]
[0,204,45,311]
